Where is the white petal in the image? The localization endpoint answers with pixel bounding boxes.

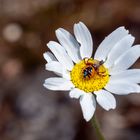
[47,41,74,71]
[44,77,74,91]
[62,69,71,80]
[69,88,85,99]
[55,28,81,63]
[110,69,140,83]
[110,45,140,73]
[74,22,93,59]
[94,26,129,61]
[94,90,116,111]
[104,35,135,68]
[80,93,96,122]
[45,61,70,79]
[43,52,56,62]
[45,61,63,74]
[105,80,140,95]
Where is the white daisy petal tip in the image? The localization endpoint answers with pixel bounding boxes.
[55,28,67,35]
[104,103,116,111]
[46,41,52,47]
[84,115,93,122]
[117,26,129,34]
[43,51,56,63]
[47,41,55,46]
[122,26,128,30]
[55,28,64,37]
[55,27,62,32]
[107,104,116,110]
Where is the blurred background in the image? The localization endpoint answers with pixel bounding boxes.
[0,0,140,140]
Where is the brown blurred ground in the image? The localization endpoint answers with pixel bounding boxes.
[0,0,140,140]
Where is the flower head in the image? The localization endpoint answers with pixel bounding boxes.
[43,22,140,121]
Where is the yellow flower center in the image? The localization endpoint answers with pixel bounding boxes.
[70,58,110,93]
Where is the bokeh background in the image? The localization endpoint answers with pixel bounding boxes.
[0,0,140,140]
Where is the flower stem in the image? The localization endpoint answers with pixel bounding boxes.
[91,116,105,140]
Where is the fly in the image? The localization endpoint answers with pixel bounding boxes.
[83,58,105,79]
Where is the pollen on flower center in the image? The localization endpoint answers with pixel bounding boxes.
[70,58,110,93]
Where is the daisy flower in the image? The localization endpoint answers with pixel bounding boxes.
[43,22,140,121]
